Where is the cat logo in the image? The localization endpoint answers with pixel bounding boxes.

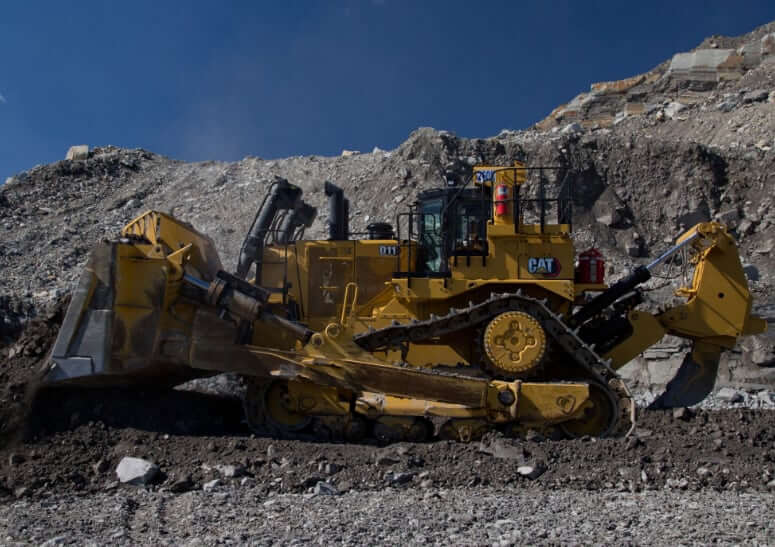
[379,245,398,256]
[527,256,560,277]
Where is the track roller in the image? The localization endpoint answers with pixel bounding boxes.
[373,416,433,444]
[438,419,491,442]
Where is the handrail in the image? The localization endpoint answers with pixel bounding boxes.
[340,282,360,325]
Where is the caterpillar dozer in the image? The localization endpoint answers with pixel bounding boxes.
[40,164,766,442]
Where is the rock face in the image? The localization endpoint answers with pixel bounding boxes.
[1,22,773,389]
[537,22,775,131]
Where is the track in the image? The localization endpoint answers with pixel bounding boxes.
[353,290,635,437]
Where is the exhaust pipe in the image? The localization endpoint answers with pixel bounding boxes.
[324,181,349,240]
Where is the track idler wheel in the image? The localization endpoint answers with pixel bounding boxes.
[264,381,312,432]
[482,311,546,378]
[559,382,618,438]
[244,379,312,436]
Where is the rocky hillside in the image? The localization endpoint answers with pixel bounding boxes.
[1,21,774,390]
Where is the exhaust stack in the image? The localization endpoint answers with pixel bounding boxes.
[324,181,349,240]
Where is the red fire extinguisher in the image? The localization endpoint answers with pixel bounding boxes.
[494,184,509,216]
[577,248,605,284]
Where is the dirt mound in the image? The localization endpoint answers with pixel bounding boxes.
[0,295,69,441]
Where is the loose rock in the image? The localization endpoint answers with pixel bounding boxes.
[115,457,159,485]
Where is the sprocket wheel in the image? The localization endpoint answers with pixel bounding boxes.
[481,310,546,378]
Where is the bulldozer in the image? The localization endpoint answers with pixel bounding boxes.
[40,163,766,442]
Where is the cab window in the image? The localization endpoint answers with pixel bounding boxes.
[453,199,487,255]
[420,198,443,273]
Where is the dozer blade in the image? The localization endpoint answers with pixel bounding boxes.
[648,340,721,409]
[40,242,207,388]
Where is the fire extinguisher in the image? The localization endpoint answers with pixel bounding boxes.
[495,184,509,216]
[577,248,605,284]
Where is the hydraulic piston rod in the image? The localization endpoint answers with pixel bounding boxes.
[646,231,700,271]
[570,231,701,327]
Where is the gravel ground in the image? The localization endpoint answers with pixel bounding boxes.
[1,300,775,545]
[1,486,773,545]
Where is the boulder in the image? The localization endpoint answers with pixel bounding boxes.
[93,458,110,474]
[215,464,246,478]
[65,145,89,161]
[517,464,546,480]
[115,457,159,485]
[667,49,744,82]
[387,471,415,485]
[479,438,524,460]
[716,99,738,113]
[560,122,584,135]
[170,476,196,493]
[313,481,339,496]
[742,89,769,104]
[664,102,686,119]
[716,387,744,403]
[757,391,774,405]
[202,479,221,491]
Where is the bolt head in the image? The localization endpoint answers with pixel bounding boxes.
[498,389,515,406]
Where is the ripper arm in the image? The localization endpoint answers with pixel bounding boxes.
[596,222,765,407]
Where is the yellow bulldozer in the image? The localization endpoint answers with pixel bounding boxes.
[40,163,766,442]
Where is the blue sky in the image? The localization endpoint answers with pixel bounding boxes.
[1,1,773,180]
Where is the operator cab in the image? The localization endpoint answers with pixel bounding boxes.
[394,163,574,278]
[405,187,490,276]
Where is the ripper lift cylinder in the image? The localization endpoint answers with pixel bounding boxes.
[277,202,317,245]
[236,178,302,279]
